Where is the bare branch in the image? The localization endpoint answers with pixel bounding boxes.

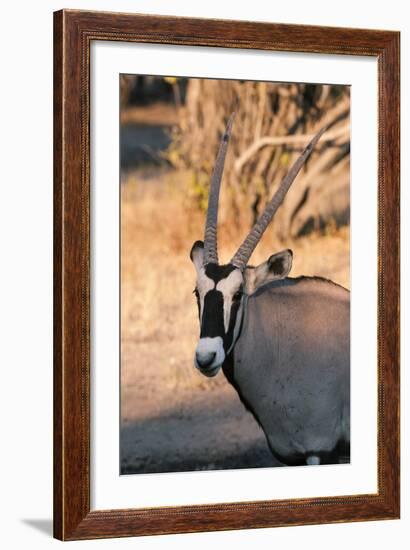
[234,122,350,174]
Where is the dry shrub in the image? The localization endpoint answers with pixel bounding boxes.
[167,80,350,240]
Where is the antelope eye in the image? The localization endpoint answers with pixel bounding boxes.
[193,288,199,298]
[233,290,243,301]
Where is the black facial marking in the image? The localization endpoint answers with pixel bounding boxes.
[200,290,225,339]
[204,263,236,283]
[233,289,243,302]
[223,297,241,352]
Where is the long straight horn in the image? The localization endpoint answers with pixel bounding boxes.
[230,126,327,270]
[203,113,236,265]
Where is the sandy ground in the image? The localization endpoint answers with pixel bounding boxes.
[120,168,350,475]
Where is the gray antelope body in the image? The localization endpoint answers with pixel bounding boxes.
[190,114,350,466]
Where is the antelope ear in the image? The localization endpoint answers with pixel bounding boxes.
[245,249,293,294]
[190,240,205,271]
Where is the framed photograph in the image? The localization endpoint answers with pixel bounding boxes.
[54,9,400,540]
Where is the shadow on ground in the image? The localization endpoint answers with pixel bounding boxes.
[121,392,280,475]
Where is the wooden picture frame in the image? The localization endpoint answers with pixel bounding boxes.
[53,9,400,540]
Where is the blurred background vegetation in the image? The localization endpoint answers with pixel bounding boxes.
[120,75,350,475]
[120,75,350,240]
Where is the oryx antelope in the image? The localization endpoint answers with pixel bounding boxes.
[190,114,350,466]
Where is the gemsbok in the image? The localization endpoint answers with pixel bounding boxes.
[190,114,350,466]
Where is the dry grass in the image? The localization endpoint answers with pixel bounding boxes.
[121,167,350,398]
[121,168,349,359]
[120,168,349,473]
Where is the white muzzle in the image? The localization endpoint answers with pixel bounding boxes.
[194,337,225,377]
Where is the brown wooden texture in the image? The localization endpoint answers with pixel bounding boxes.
[53,10,63,541]
[53,9,400,541]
